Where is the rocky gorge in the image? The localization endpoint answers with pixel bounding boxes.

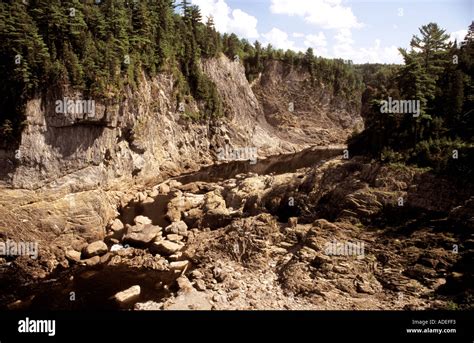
[0,54,472,311]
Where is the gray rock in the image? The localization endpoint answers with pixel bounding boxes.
[165,221,188,235]
[170,260,189,271]
[134,215,152,226]
[123,224,162,246]
[150,240,184,255]
[65,250,82,263]
[83,241,108,258]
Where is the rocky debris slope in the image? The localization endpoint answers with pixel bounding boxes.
[22,158,463,311]
[2,157,472,310]
[252,60,364,147]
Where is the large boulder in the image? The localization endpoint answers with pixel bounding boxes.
[165,221,188,235]
[82,241,108,258]
[150,240,184,256]
[134,215,152,226]
[109,219,125,232]
[123,224,162,246]
[166,194,204,222]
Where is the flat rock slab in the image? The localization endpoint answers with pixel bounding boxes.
[123,224,162,245]
[115,285,141,306]
[151,240,184,255]
[170,260,189,271]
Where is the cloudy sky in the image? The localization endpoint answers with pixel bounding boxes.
[190,0,472,64]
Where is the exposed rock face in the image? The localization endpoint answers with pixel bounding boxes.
[0,54,364,303]
[295,158,473,224]
[3,56,357,192]
[136,160,470,310]
[202,56,289,156]
[1,151,472,310]
[252,60,364,147]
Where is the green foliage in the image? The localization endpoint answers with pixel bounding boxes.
[349,22,474,180]
[0,0,228,147]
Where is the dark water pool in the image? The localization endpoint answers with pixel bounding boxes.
[175,147,343,184]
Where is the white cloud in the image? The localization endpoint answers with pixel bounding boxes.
[270,0,362,30]
[261,28,299,51]
[332,31,403,64]
[449,29,468,46]
[334,28,354,45]
[191,0,402,63]
[304,32,329,56]
[304,32,327,47]
[191,0,259,39]
[228,9,259,39]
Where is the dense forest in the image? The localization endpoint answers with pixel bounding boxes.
[0,1,472,179]
[350,22,474,180]
[0,0,362,146]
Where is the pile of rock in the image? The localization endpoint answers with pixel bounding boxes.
[65,240,109,267]
[65,215,191,272]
